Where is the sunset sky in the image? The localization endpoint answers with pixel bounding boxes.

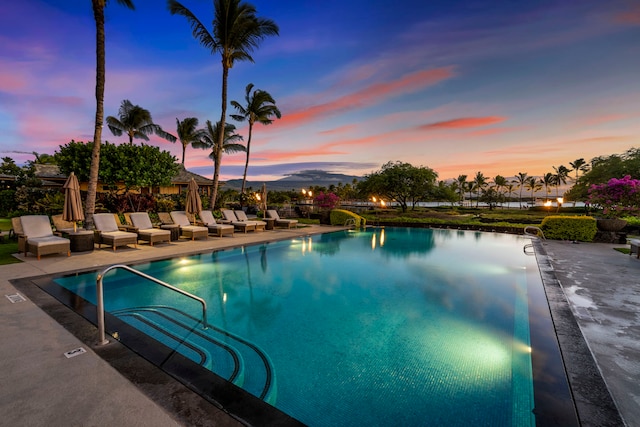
[1,0,639,182]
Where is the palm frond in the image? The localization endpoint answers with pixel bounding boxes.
[168,0,217,52]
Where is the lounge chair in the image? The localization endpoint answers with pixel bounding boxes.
[266,209,299,229]
[221,209,256,233]
[52,214,80,235]
[630,239,640,259]
[199,210,235,237]
[114,213,137,232]
[19,215,71,260]
[157,212,174,225]
[93,213,138,251]
[169,211,209,240]
[234,210,266,231]
[129,212,171,246]
[12,217,26,253]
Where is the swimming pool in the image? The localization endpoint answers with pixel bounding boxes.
[46,227,577,426]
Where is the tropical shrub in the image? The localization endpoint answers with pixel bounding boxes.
[315,191,340,208]
[540,216,597,241]
[587,175,640,218]
[330,209,366,227]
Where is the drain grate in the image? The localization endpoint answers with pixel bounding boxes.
[64,347,87,358]
[5,293,26,303]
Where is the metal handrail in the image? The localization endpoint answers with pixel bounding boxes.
[524,226,546,240]
[96,264,208,345]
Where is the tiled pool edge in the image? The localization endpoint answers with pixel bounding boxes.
[532,239,624,427]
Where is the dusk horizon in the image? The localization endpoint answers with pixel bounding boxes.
[1,1,639,182]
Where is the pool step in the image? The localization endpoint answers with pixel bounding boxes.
[112,305,277,404]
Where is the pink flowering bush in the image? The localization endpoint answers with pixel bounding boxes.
[314,191,340,209]
[587,175,640,218]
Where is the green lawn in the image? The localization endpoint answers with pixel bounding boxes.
[0,218,21,264]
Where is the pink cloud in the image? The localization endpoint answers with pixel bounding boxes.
[418,116,506,130]
[278,67,455,127]
[580,114,629,126]
[615,5,640,25]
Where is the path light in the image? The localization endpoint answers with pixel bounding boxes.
[544,200,552,209]
[556,197,564,213]
[372,196,377,203]
[380,200,386,207]
[255,193,261,201]
[308,190,313,198]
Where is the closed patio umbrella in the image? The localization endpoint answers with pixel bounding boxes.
[62,172,84,232]
[185,177,202,225]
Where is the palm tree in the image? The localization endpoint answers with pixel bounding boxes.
[514,172,528,209]
[456,174,467,206]
[541,172,554,200]
[192,120,246,204]
[473,171,487,207]
[569,158,589,182]
[168,0,279,205]
[493,175,507,208]
[86,0,135,228]
[552,165,571,197]
[175,117,200,164]
[231,83,281,197]
[524,176,542,205]
[106,99,176,145]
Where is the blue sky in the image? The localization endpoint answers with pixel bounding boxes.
[1,0,639,182]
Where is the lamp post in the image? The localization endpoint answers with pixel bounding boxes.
[556,197,563,213]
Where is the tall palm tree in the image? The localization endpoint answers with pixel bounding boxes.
[231,83,281,196]
[86,0,135,228]
[514,172,528,209]
[192,120,246,203]
[106,99,176,144]
[524,176,542,205]
[473,171,487,207]
[168,0,279,205]
[175,117,200,164]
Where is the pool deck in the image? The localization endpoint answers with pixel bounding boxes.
[0,227,638,426]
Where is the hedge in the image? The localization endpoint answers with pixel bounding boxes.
[330,209,367,227]
[540,215,597,241]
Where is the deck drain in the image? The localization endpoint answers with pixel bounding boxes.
[5,293,26,303]
[64,347,87,358]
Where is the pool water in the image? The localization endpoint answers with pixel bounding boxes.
[54,228,562,426]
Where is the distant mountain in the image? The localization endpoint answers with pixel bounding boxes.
[224,169,362,191]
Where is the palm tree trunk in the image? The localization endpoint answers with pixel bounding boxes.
[86,0,106,229]
[240,122,254,196]
[211,63,229,206]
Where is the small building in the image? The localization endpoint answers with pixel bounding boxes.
[32,164,215,196]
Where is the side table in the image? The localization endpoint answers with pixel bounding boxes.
[263,218,275,230]
[161,224,180,241]
[66,230,95,252]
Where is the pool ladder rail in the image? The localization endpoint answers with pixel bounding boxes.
[523,226,545,255]
[94,264,277,404]
[96,264,208,346]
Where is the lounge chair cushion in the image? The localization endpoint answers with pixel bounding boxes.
[199,210,234,237]
[170,211,208,240]
[20,215,71,259]
[266,210,298,228]
[221,210,257,233]
[93,213,138,249]
[130,212,171,245]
